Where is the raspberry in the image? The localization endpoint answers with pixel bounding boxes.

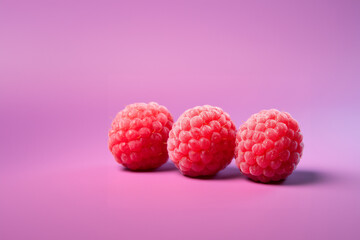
[167,105,236,177]
[108,102,174,170]
[235,109,304,183]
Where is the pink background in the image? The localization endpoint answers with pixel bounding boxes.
[1,0,360,239]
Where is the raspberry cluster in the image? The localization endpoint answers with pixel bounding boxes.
[108,102,173,170]
[235,109,304,183]
[167,105,237,177]
[108,103,304,183]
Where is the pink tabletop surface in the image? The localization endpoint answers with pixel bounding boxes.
[1,1,360,239]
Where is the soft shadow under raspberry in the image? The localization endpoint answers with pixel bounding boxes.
[249,170,334,186]
[187,164,244,180]
[282,170,332,185]
[118,161,178,172]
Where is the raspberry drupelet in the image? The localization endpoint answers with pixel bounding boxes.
[167,105,237,177]
[108,102,174,170]
[235,109,304,183]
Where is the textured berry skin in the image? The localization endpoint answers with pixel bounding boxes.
[108,102,173,170]
[235,109,304,183]
[167,105,236,177]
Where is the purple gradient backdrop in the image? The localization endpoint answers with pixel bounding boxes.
[1,0,360,239]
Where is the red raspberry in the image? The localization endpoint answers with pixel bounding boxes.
[108,102,173,170]
[167,105,236,177]
[235,109,304,183]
